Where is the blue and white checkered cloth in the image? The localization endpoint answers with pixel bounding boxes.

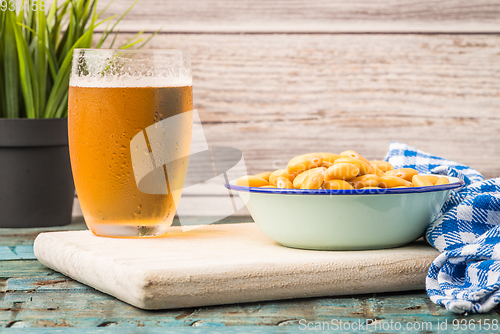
[384,142,500,314]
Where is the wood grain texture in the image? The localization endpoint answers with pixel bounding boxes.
[90,0,500,33]
[33,225,438,309]
[99,33,500,180]
[2,225,499,329]
[1,270,499,329]
[0,246,35,261]
[0,218,87,246]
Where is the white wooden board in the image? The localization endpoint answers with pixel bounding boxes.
[34,223,439,310]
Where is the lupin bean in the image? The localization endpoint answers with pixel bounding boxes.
[350,174,380,189]
[324,163,360,181]
[371,165,385,177]
[412,175,433,187]
[340,150,371,165]
[236,176,269,187]
[301,172,325,189]
[293,167,326,189]
[323,179,354,190]
[378,175,413,188]
[319,152,340,163]
[370,160,394,173]
[333,157,373,175]
[287,153,323,173]
[420,175,439,185]
[321,161,334,168]
[385,168,418,182]
[269,169,296,186]
[435,177,450,185]
[237,150,454,191]
[254,172,272,182]
[277,176,294,189]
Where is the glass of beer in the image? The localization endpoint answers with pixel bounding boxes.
[68,49,193,237]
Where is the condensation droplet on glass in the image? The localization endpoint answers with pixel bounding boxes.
[135,204,142,216]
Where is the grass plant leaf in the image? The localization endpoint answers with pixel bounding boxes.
[81,0,96,32]
[45,24,60,80]
[138,28,161,49]
[121,29,145,47]
[11,10,39,119]
[1,0,156,119]
[0,11,5,117]
[96,0,139,48]
[119,38,144,49]
[108,29,119,48]
[35,4,48,117]
[4,10,20,118]
[46,0,58,26]
[45,28,94,118]
[96,0,115,20]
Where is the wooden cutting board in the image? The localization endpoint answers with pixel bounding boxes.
[34,223,438,310]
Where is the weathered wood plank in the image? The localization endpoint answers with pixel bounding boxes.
[98,33,500,180]
[89,0,500,33]
[1,231,499,330]
[0,329,484,334]
[0,328,309,333]
[0,218,87,246]
[0,247,35,261]
[0,328,308,333]
[5,274,91,293]
[1,285,498,329]
[0,260,55,278]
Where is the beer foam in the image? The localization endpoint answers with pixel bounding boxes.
[70,75,193,88]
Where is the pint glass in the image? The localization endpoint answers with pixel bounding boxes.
[68,49,193,237]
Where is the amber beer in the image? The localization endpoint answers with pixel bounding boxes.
[68,84,193,236]
[68,49,193,237]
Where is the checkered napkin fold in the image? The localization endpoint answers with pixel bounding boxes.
[384,142,500,314]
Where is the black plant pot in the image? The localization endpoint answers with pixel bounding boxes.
[0,119,74,228]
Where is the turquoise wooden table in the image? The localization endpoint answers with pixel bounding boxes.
[1,218,500,333]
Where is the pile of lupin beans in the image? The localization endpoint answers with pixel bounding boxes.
[236,150,450,190]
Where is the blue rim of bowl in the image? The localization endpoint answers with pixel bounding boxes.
[225,176,465,195]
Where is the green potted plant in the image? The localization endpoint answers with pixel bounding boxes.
[0,0,151,227]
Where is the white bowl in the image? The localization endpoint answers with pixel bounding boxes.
[226,175,463,250]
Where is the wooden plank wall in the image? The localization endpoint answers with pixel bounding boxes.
[75,0,500,217]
